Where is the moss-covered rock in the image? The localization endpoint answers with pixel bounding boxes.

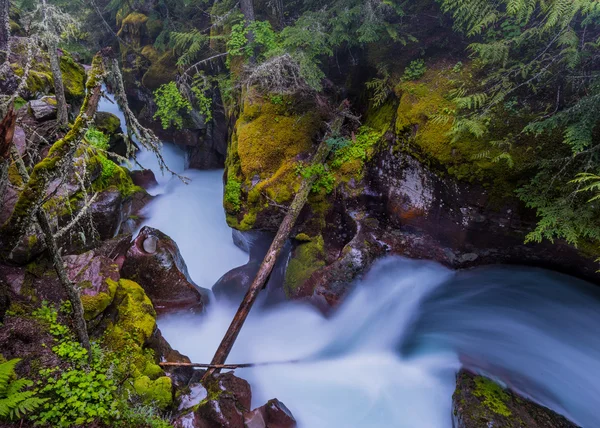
[117,12,150,48]
[225,91,322,231]
[284,235,326,295]
[133,375,173,410]
[453,370,577,428]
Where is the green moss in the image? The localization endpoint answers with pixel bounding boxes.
[90,154,144,198]
[104,279,156,348]
[118,12,149,48]
[14,96,27,110]
[94,112,121,135]
[224,178,242,212]
[284,235,326,294]
[132,376,172,410]
[80,278,118,321]
[295,233,312,242]
[473,376,513,418]
[59,54,86,100]
[142,51,178,90]
[331,126,381,184]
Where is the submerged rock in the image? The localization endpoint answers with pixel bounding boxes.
[453,370,578,428]
[121,226,210,313]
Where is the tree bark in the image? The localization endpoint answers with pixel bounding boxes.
[0,105,15,215]
[202,106,346,382]
[0,0,9,64]
[48,40,68,127]
[0,52,106,257]
[41,0,68,127]
[11,145,90,352]
[240,0,255,22]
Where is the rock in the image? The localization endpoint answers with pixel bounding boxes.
[64,251,121,320]
[28,99,57,121]
[129,169,158,190]
[453,370,578,428]
[90,188,127,240]
[94,111,127,157]
[244,399,297,428]
[173,372,252,428]
[121,226,210,313]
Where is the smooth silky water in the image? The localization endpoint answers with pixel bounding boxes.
[96,94,600,428]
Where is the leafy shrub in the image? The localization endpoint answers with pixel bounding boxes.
[153,82,192,130]
[31,303,172,428]
[224,179,242,212]
[402,59,427,81]
[331,127,381,169]
[296,163,336,194]
[0,359,46,421]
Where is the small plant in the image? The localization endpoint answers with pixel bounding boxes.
[296,163,336,194]
[191,74,213,123]
[153,82,192,130]
[402,59,427,81]
[326,136,352,152]
[270,95,284,105]
[331,127,380,169]
[0,359,46,421]
[452,61,464,73]
[31,303,172,428]
[224,179,242,212]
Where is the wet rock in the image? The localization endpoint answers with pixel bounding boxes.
[64,251,121,320]
[121,226,210,313]
[90,188,127,240]
[94,111,127,157]
[244,399,297,428]
[129,169,158,190]
[28,99,57,121]
[453,370,578,428]
[146,328,193,390]
[174,372,252,428]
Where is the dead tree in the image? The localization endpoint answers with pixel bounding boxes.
[0,51,106,258]
[40,0,68,127]
[11,145,90,352]
[0,0,9,64]
[202,103,349,381]
[0,105,15,215]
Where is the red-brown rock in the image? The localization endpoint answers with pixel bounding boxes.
[121,226,210,313]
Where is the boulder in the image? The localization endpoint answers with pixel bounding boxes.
[94,111,127,157]
[64,251,121,321]
[173,372,252,428]
[244,399,297,428]
[453,370,577,428]
[28,99,57,121]
[129,169,158,190]
[121,226,210,313]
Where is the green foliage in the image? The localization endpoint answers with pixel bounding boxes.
[402,59,427,81]
[0,359,46,421]
[326,136,352,151]
[190,74,213,122]
[171,29,209,66]
[296,163,335,194]
[153,81,192,130]
[224,179,242,212]
[366,66,392,107]
[227,20,280,62]
[31,303,172,428]
[331,127,380,169]
[571,173,600,202]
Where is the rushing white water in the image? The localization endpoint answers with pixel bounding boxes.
[97,93,600,427]
[97,90,248,288]
[160,257,600,428]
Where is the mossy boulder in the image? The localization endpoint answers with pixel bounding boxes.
[94,112,127,157]
[64,251,121,321]
[117,12,151,48]
[133,375,173,410]
[453,370,577,428]
[284,235,326,295]
[225,91,322,231]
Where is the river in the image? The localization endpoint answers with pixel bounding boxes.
[97,94,600,428]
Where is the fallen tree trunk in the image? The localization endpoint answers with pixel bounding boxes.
[202,104,348,382]
[160,360,299,369]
